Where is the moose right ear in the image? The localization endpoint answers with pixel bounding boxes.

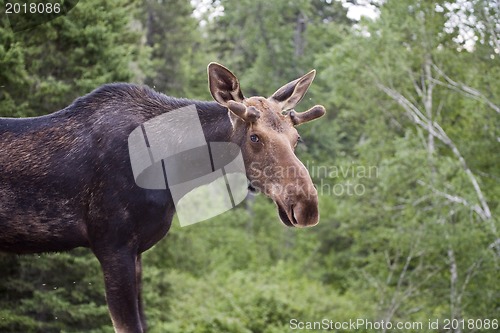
[270,70,316,111]
[208,63,244,106]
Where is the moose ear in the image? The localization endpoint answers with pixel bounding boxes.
[270,70,316,110]
[208,62,244,106]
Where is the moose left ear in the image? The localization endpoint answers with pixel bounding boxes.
[208,62,244,106]
[270,70,316,110]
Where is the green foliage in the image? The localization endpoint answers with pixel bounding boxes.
[0,17,30,117]
[0,250,109,332]
[146,266,364,333]
[208,0,350,96]
[311,0,499,329]
[142,0,200,97]
[143,197,373,333]
[0,0,149,117]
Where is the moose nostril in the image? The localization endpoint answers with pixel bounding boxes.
[290,204,299,225]
[293,200,319,227]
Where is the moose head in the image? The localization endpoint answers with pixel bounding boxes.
[208,63,326,227]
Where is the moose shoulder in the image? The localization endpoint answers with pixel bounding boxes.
[0,63,325,333]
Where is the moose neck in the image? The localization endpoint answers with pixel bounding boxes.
[193,100,244,145]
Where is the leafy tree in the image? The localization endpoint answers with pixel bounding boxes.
[207,0,351,96]
[0,1,149,331]
[313,0,499,329]
[0,0,149,117]
[143,0,202,97]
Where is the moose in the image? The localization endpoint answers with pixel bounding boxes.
[0,63,326,332]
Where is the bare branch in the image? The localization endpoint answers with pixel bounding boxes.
[408,69,423,98]
[424,56,435,157]
[457,258,483,307]
[416,180,487,221]
[432,64,500,114]
[488,238,500,251]
[378,83,493,223]
[376,84,439,136]
[448,247,462,330]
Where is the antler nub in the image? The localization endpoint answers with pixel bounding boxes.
[227,101,261,123]
[289,105,326,126]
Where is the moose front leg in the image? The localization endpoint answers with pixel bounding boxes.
[95,248,144,333]
[136,254,147,332]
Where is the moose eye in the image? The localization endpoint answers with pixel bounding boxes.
[295,136,303,145]
[250,134,260,143]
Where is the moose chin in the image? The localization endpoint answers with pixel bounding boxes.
[0,62,325,333]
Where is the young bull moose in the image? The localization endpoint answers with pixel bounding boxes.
[0,63,326,332]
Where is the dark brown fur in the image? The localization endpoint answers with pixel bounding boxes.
[0,83,232,332]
